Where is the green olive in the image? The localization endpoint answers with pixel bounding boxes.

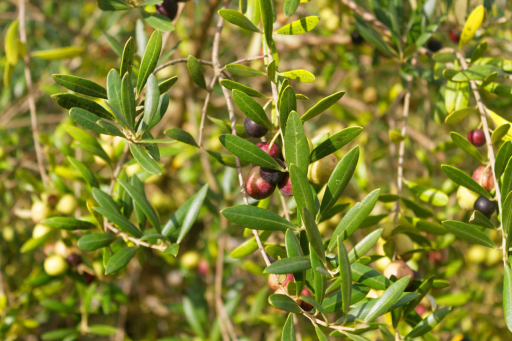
[44,255,69,276]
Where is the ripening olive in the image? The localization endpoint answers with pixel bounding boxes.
[383,260,414,285]
[395,234,414,261]
[350,30,364,45]
[245,166,276,199]
[307,154,338,186]
[260,159,286,184]
[467,129,486,147]
[257,142,282,159]
[426,39,443,52]
[155,0,178,20]
[472,166,494,192]
[244,117,268,138]
[278,173,293,196]
[474,196,496,217]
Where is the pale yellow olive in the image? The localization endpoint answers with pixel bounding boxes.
[56,194,78,216]
[395,234,415,261]
[380,221,395,240]
[181,251,200,270]
[456,186,479,211]
[32,224,52,239]
[44,255,69,276]
[307,154,338,186]
[31,201,51,223]
[383,260,414,285]
[363,87,378,103]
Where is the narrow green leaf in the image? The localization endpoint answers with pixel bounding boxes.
[120,37,135,76]
[121,72,136,130]
[92,188,121,213]
[93,207,143,238]
[491,124,511,144]
[226,64,266,77]
[129,143,161,175]
[310,127,362,162]
[233,90,273,130]
[219,79,267,98]
[285,229,305,292]
[219,134,284,170]
[364,276,411,322]
[218,9,261,33]
[206,150,250,168]
[51,93,113,120]
[450,132,483,162]
[177,184,208,243]
[230,230,273,258]
[164,127,198,147]
[319,146,359,219]
[444,107,477,124]
[441,165,490,199]
[41,217,96,230]
[222,205,297,232]
[52,74,108,99]
[118,179,161,232]
[136,29,162,95]
[322,284,370,313]
[264,256,311,274]
[285,111,309,174]
[140,74,160,132]
[351,261,391,290]
[315,326,329,341]
[452,65,504,82]
[69,107,109,135]
[276,16,320,35]
[78,234,117,251]
[284,0,300,17]
[348,229,382,263]
[187,55,207,90]
[301,91,345,122]
[289,165,316,215]
[405,307,451,339]
[278,85,296,136]
[105,247,137,274]
[303,208,326,265]
[279,69,315,83]
[337,236,352,317]
[442,220,496,248]
[68,156,99,187]
[31,46,83,60]
[496,141,512,179]
[281,314,296,341]
[504,262,512,332]
[327,189,380,251]
[269,294,302,313]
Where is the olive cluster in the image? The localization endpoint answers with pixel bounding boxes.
[457,129,497,217]
[243,118,339,200]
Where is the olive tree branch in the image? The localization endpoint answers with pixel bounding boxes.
[456,52,506,262]
[394,54,418,228]
[18,0,49,187]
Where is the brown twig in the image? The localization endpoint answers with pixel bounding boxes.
[18,0,49,187]
[394,54,418,228]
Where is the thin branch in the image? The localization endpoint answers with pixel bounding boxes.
[394,54,418,228]
[153,58,213,74]
[105,222,168,251]
[18,0,49,187]
[456,52,506,262]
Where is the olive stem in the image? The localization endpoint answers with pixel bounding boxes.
[456,52,506,263]
[394,54,418,232]
[18,0,49,187]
